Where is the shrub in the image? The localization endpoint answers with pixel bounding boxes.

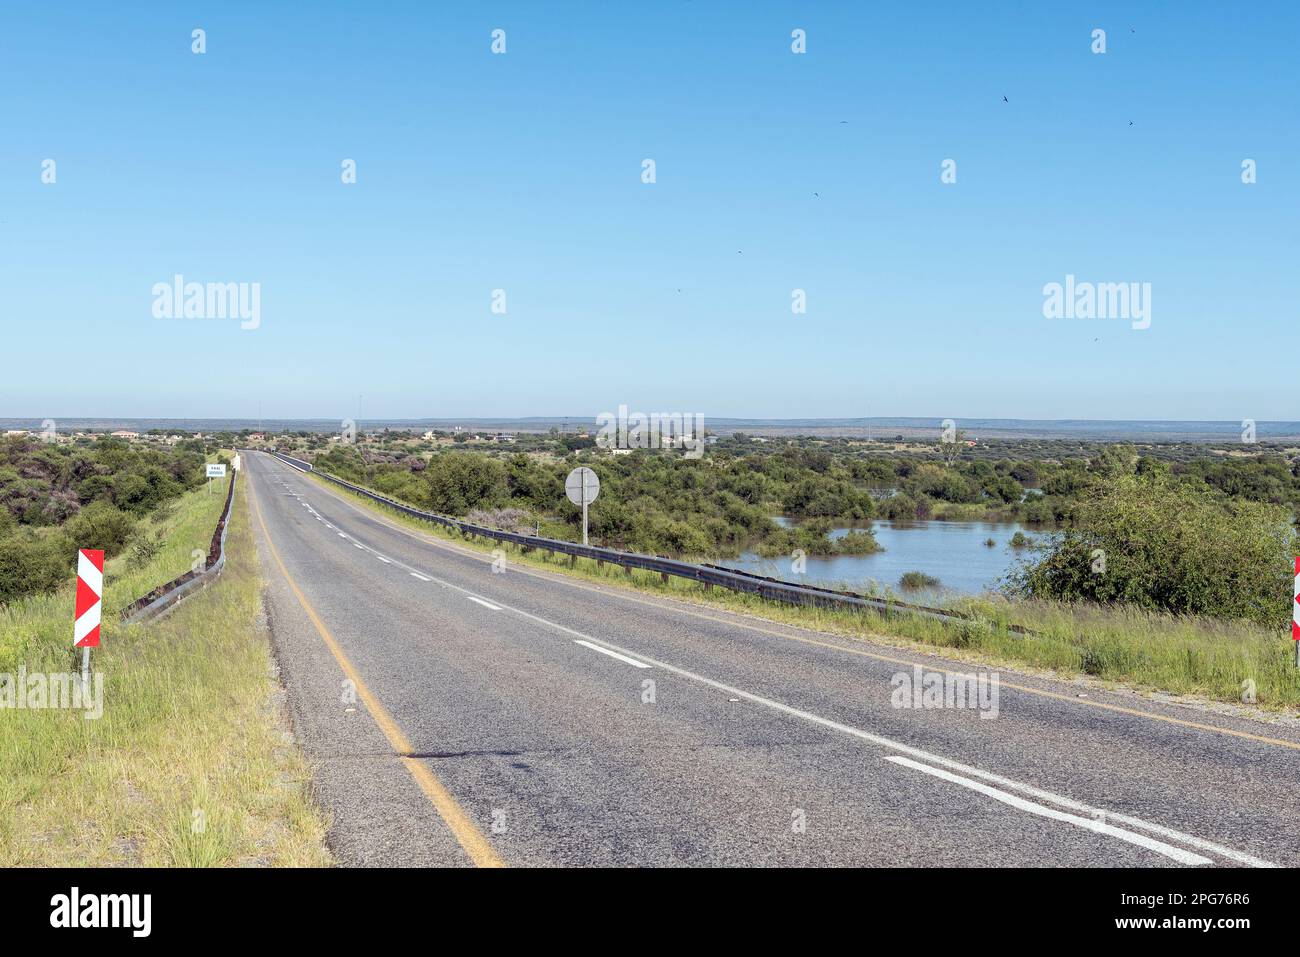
[64,501,136,558]
[0,530,73,604]
[899,571,941,590]
[128,529,164,568]
[1007,473,1296,626]
[424,453,508,515]
[835,530,882,555]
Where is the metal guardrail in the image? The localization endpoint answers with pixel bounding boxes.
[264,449,1013,630]
[120,467,238,624]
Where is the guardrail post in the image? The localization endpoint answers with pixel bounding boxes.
[660,572,669,585]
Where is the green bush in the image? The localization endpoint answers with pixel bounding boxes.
[835,530,882,555]
[1007,473,1296,626]
[64,501,137,558]
[899,570,941,590]
[0,530,73,604]
[424,453,508,515]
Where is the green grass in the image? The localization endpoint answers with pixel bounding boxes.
[0,473,230,676]
[0,474,330,866]
[306,468,1300,712]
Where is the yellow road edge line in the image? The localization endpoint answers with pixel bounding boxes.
[249,473,505,868]
[298,460,1300,754]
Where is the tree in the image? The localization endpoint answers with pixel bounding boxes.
[938,429,967,466]
[65,501,137,558]
[1007,472,1296,625]
[424,453,508,515]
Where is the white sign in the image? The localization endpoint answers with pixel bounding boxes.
[565,467,599,506]
[232,453,241,471]
[565,467,599,546]
[206,464,227,478]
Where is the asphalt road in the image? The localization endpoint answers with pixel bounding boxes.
[243,450,1300,868]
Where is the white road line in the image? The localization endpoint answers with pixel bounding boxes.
[429,590,1269,866]
[573,639,651,669]
[338,533,348,538]
[375,556,391,564]
[288,457,1273,868]
[353,543,365,550]
[884,756,1212,867]
[467,596,503,611]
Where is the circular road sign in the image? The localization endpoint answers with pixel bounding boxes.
[565,467,600,507]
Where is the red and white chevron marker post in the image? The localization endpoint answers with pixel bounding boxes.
[74,548,103,688]
[1293,557,1299,667]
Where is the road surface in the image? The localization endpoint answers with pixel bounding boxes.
[243,451,1300,867]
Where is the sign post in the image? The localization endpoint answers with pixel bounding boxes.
[74,549,103,690]
[565,467,600,546]
[206,462,227,495]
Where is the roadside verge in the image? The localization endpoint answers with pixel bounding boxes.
[0,473,331,866]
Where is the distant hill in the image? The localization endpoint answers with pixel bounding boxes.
[3,416,1298,443]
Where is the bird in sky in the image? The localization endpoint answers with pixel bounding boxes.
[1002,96,1009,103]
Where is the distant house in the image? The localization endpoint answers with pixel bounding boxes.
[111,430,139,439]
[3,429,29,436]
[492,433,516,443]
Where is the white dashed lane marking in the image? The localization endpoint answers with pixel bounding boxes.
[573,640,652,669]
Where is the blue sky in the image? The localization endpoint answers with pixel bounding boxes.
[1,2,1295,422]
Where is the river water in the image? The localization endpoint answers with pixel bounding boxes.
[714,518,1046,597]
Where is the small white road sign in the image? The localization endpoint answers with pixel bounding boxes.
[565,467,599,546]
[565,467,599,506]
